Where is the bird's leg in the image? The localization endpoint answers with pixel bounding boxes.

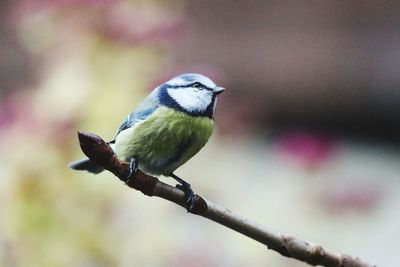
[170,173,195,212]
[125,157,138,184]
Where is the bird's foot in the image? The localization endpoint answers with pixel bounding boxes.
[171,174,195,212]
[176,183,195,212]
[125,157,138,184]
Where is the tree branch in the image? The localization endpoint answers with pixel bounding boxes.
[76,131,374,267]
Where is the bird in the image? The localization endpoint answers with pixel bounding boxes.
[68,73,225,211]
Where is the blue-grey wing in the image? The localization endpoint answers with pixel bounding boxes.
[113,87,160,139]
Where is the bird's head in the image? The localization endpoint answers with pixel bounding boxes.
[158,73,225,119]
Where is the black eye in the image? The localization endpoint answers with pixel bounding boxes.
[193,82,202,88]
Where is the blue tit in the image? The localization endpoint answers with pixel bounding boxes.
[69,73,225,210]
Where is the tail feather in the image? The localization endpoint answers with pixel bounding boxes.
[68,158,104,174]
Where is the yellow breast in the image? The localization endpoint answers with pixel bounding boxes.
[114,106,214,175]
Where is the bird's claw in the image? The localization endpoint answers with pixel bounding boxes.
[176,183,195,212]
[125,157,138,184]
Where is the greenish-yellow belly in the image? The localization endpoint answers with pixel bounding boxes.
[114,106,214,175]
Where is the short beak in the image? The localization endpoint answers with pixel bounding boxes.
[213,86,225,96]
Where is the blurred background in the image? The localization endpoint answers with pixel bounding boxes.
[1,0,400,266]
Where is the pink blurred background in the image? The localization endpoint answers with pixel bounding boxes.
[1,1,399,266]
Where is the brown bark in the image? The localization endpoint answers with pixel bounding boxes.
[75,131,374,267]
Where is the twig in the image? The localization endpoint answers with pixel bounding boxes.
[76,131,375,267]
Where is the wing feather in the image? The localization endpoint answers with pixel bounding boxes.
[114,87,160,138]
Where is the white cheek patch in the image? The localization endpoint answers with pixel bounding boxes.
[167,88,212,113]
[212,97,218,112]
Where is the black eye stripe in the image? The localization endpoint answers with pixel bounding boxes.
[190,82,212,90]
[191,82,202,88]
[166,82,212,90]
